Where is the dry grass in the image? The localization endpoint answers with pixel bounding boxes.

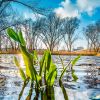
[0,49,99,56]
[96,53,100,56]
[52,50,97,56]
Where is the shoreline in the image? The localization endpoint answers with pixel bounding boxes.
[0,50,99,56]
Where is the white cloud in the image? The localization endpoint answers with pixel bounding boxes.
[54,0,100,18]
[24,12,43,20]
[77,0,100,16]
[54,0,79,18]
[24,12,35,19]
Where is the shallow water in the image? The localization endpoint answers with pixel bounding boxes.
[0,54,100,100]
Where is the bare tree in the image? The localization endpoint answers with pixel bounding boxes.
[95,20,100,52]
[0,0,51,52]
[18,18,40,50]
[83,20,100,52]
[0,0,50,33]
[62,17,80,51]
[29,19,42,50]
[0,9,25,51]
[38,13,64,51]
[0,0,50,16]
[0,3,14,51]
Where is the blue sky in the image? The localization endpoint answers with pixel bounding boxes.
[11,0,100,49]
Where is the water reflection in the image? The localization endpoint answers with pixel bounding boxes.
[0,54,100,100]
[59,80,68,100]
[18,82,58,100]
[0,77,7,100]
[18,78,29,100]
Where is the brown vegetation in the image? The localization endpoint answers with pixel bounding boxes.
[0,49,99,56]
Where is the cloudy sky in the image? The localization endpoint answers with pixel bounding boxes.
[12,0,100,49]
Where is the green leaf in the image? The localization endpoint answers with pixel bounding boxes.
[59,67,67,80]
[44,51,57,86]
[14,56,26,81]
[39,50,57,86]
[72,73,78,82]
[46,66,57,86]
[71,55,81,66]
[20,45,37,81]
[39,50,51,77]
[70,56,80,81]
[39,52,46,76]
[32,50,38,65]
[7,28,20,42]
[36,75,41,82]
[18,30,26,46]
[45,86,55,100]
[46,51,52,71]
[14,56,20,67]
[59,62,71,80]
[33,50,38,60]
[59,80,69,100]
[72,70,78,82]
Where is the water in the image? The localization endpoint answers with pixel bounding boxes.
[0,54,100,100]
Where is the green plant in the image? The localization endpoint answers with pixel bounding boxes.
[7,28,41,100]
[7,28,41,82]
[7,28,80,100]
[7,28,57,98]
[14,56,26,81]
[39,50,57,86]
[71,55,80,81]
[59,80,68,100]
[59,55,80,81]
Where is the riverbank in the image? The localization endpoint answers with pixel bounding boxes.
[96,53,100,56]
[0,50,99,56]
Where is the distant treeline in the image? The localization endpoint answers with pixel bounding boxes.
[0,0,100,53]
